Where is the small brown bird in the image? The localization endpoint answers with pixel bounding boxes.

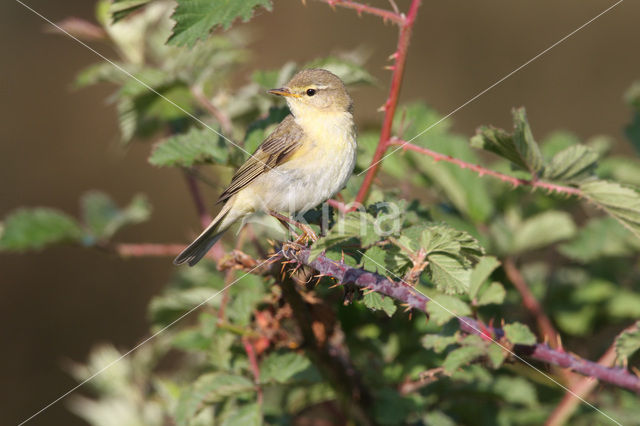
[174,69,357,266]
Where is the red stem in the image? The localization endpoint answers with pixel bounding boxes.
[504,258,561,348]
[313,0,405,25]
[391,140,584,197]
[243,338,263,406]
[353,0,421,207]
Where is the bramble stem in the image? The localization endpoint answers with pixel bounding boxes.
[354,0,421,206]
[282,247,640,394]
[504,258,561,348]
[391,139,584,197]
[313,0,405,25]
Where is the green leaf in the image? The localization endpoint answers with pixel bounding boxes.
[442,345,484,374]
[426,294,471,326]
[149,127,229,167]
[221,403,261,426]
[493,376,538,407]
[422,333,458,354]
[74,62,128,88]
[427,254,472,295]
[559,217,640,262]
[469,256,500,299]
[512,211,576,254]
[487,344,508,369]
[503,322,536,345]
[309,211,382,261]
[169,0,273,47]
[471,107,543,174]
[259,352,311,384]
[615,323,640,364]
[361,245,410,277]
[541,144,599,184]
[0,208,83,251]
[580,180,640,238]
[362,292,397,317]
[477,282,506,306]
[423,411,456,426]
[81,191,151,241]
[175,373,254,426]
[625,111,640,154]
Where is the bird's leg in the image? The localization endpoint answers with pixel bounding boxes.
[269,211,300,240]
[268,211,318,244]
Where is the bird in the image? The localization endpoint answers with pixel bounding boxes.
[174,68,357,266]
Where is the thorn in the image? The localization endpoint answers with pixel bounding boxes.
[377,104,387,112]
[388,52,399,61]
[384,65,396,71]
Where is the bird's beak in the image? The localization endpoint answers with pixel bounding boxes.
[268,87,301,98]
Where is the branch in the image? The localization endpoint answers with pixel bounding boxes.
[354,0,421,206]
[545,323,639,426]
[243,337,263,407]
[390,139,584,197]
[312,0,405,25]
[503,258,560,348]
[282,246,640,394]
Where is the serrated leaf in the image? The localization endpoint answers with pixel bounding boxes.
[362,292,397,317]
[427,295,471,326]
[309,211,381,261]
[169,0,273,47]
[427,253,472,294]
[503,322,536,345]
[471,107,543,174]
[615,323,640,363]
[442,345,484,374]
[81,191,150,241]
[221,403,261,426]
[477,282,506,306]
[469,256,500,299]
[542,144,598,183]
[0,208,83,251]
[361,245,410,277]
[259,352,311,384]
[175,373,254,426]
[74,62,128,88]
[512,211,576,253]
[150,127,229,167]
[581,180,640,238]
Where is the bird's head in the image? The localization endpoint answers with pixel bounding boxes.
[268,69,353,117]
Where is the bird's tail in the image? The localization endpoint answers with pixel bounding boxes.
[174,204,233,266]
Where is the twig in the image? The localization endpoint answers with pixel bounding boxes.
[503,258,560,348]
[190,85,234,135]
[390,139,584,197]
[399,367,446,395]
[312,0,405,25]
[115,243,186,257]
[243,337,263,407]
[354,0,421,206]
[282,247,640,394]
[278,260,375,425]
[545,323,639,426]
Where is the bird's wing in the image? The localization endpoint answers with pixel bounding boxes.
[217,115,304,204]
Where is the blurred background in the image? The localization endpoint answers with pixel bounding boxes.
[1,0,638,424]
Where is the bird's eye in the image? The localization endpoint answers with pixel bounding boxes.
[306,88,316,97]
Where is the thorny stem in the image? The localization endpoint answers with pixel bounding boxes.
[391,139,584,197]
[545,323,639,426]
[312,0,406,25]
[282,247,640,394]
[503,258,561,349]
[354,0,421,206]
